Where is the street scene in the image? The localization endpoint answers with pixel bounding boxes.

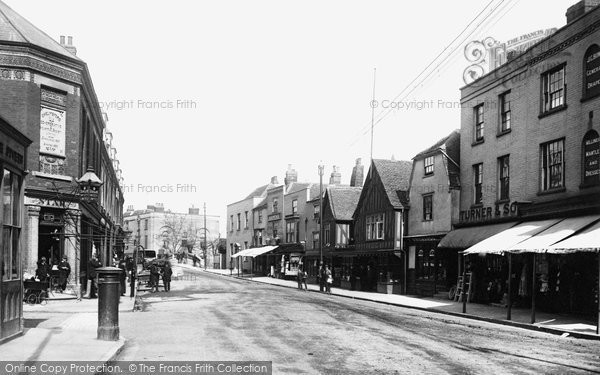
[1,0,600,374]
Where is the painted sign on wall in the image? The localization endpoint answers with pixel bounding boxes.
[584,44,600,100]
[40,106,66,157]
[583,130,600,186]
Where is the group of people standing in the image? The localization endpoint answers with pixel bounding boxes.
[149,261,173,292]
[297,264,333,294]
[34,256,71,292]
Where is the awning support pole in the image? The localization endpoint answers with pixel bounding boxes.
[531,253,536,325]
[507,252,512,321]
[462,253,467,314]
[597,253,599,335]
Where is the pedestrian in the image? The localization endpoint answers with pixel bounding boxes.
[118,257,127,296]
[325,265,333,294]
[297,266,303,290]
[35,257,51,283]
[163,263,172,292]
[87,253,101,298]
[149,262,160,292]
[302,267,308,290]
[319,264,326,292]
[58,256,71,292]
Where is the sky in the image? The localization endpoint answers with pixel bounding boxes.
[4,0,576,235]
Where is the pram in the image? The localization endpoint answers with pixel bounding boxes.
[23,280,50,305]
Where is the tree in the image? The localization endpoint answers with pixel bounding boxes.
[157,212,203,257]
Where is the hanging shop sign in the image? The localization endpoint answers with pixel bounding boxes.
[459,201,519,224]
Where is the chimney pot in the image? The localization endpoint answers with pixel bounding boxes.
[60,35,65,44]
[67,36,73,45]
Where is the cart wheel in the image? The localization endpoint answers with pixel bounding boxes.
[39,291,48,305]
[26,294,37,305]
[448,286,457,300]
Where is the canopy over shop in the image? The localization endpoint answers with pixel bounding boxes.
[458,215,600,333]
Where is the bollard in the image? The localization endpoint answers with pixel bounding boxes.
[97,267,121,341]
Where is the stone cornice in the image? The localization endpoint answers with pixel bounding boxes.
[0,50,82,84]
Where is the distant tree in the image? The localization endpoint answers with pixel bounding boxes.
[157,213,202,257]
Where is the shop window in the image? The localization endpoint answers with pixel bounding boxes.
[473,163,483,204]
[540,139,565,191]
[498,155,510,201]
[582,130,600,187]
[541,64,566,114]
[424,156,434,175]
[2,170,22,280]
[416,248,435,280]
[423,194,433,221]
[474,104,484,142]
[499,91,511,133]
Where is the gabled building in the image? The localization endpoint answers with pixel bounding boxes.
[352,159,412,293]
[405,130,460,296]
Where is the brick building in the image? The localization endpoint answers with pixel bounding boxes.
[405,130,460,296]
[442,0,600,315]
[0,1,124,293]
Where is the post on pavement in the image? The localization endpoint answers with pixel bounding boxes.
[507,252,512,321]
[462,253,467,314]
[97,267,121,341]
[530,253,536,324]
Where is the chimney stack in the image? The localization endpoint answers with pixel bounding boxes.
[329,166,341,185]
[59,35,77,56]
[271,176,279,185]
[189,207,200,215]
[155,203,164,213]
[284,164,298,186]
[350,158,364,187]
[566,0,600,23]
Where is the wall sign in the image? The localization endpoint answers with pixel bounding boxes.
[0,128,26,170]
[583,130,600,186]
[459,201,519,224]
[40,106,66,157]
[585,44,600,100]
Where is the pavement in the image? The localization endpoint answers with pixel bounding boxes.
[1,283,137,361]
[177,263,600,340]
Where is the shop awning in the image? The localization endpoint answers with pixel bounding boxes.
[546,219,600,253]
[463,219,560,255]
[437,222,518,249]
[246,245,279,258]
[507,215,600,253]
[231,248,253,258]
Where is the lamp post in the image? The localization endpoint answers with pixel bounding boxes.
[318,162,324,266]
[76,167,103,299]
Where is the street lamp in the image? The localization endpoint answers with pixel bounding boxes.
[318,162,324,267]
[75,166,103,299]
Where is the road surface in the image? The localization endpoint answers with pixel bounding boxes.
[114,267,600,374]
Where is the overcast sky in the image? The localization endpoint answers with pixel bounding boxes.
[5,0,575,235]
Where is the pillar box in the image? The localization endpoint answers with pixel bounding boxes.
[97,267,122,341]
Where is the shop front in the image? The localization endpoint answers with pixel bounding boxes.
[462,215,600,324]
[0,117,31,343]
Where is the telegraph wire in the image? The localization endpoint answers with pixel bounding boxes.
[348,0,499,147]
